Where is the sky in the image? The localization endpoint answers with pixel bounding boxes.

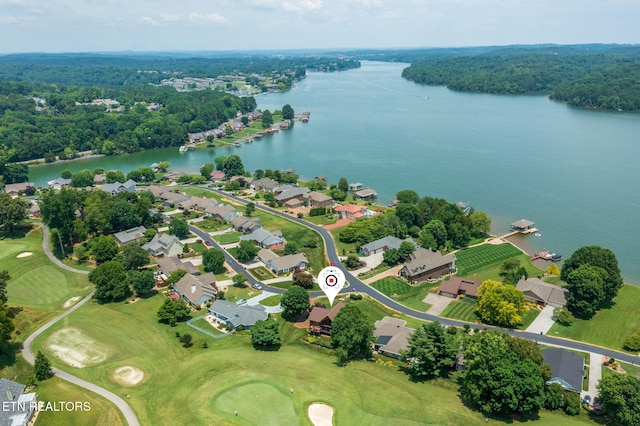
[1,0,639,53]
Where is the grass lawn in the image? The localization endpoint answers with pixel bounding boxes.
[517,308,542,330]
[259,295,281,307]
[441,300,480,323]
[253,210,327,273]
[458,251,543,283]
[304,215,338,226]
[223,284,260,303]
[602,361,640,379]
[548,285,640,352]
[62,257,95,272]
[212,231,242,245]
[329,227,358,256]
[455,243,524,276]
[247,266,275,280]
[180,188,222,203]
[27,293,598,426]
[266,280,296,290]
[195,217,229,233]
[358,264,391,281]
[370,277,434,312]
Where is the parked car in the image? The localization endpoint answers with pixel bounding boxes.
[253,283,263,290]
[236,299,247,305]
[582,395,591,406]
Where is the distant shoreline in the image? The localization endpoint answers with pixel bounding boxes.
[23,152,106,168]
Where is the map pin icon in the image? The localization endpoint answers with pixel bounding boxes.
[318,266,345,307]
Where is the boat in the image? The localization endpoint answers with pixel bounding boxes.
[534,233,542,237]
[179,145,188,153]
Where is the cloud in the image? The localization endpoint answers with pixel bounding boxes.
[188,12,229,24]
[141,11,230,26]
[282,0,323,12]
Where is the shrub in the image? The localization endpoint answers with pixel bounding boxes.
[564,392,581,416]
[623,333,640,351]
[297,213,304,218]
[309,207,327,217]
[236,325,245,331]
[349,293,362,300]
[553,307,574,325]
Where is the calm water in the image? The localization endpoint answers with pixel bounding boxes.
[29,62,640,283]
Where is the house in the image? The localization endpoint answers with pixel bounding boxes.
[239,228,286,250]
[46,178,72,189]
[156,256,199,277]
[204,204,238,222]
[230,176,253,187]
[438,276,481,299]
[100,179,137,195]
[177,196,211,212]
[354,188,377,200]
[309,300,345,336]
[27,201,40,218]
[142,233,184,257]
[348,183,363,191]
[3,182,35,198]
[374,317,416,359]
[284,198,304,209]
[304,191,333,208]
[250,177,279,192]
[230,216,261,233]
[160,191,189,206]
[0,378,38,426]
[275,186,310,203]
[257,249,309,275]
[399,248,456,282]
[516,277,569,307]
[209,299,268,330]
[173,273,218,307]
[113,225,147,245]
[359,236,414,256]
[511,219,536,232]
[144,185,169,198]
[93,174,106,185]
[542,348,585,393]
[335,204,368,220]
[210,170,226,182]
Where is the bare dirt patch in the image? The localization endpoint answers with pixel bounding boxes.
[308,403,334,426]
[45,327,111,368]
[16,252,33,258]
[62,296,82,308]
[111,365,145,386]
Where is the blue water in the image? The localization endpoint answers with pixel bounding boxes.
[29,61,640,283]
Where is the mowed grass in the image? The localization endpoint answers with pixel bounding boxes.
[212,231,242,245]
[455,243,523,275]
[371,277,412,296]
[329,227,358,255]
[548,285,640,351]
[29,294,598,426]
[441,300,480,323]
[370,277,433,312]
[259,295,281,307]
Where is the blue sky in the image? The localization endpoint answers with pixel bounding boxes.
[1,0,639,53]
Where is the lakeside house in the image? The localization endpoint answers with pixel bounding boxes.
[374,317,416,359]
[542,348,585,393]
[142,233,184,257]
[334,204,369,220]
[46,177,72,190]
[399,248,456,282]
[304,191,333,208]
[309,300,345,336]
[257,248,309,275]
[209,170,226,182]
[354,188,377,201]
[516,277,569,307]
[359,236,415,256]
[275,186,310,203]
[438,276,481,299]
[209,300,268,330]
[0,378,38,426]
[113,225,147,245]
[3,182,35,198]
[100,179,137,195]
[251,177,279,192]
[173,273,218,307]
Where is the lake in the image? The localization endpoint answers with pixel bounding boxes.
[28,61,640,284]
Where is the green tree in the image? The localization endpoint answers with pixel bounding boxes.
[597,374,640,425]
[292,271,314,289]
[245,202,255,216]
[221,154,245,177]
[402,321,455,379]
[202,248,226,273]
[261,110,273,128]
[129,270,155,297]
[282,104,294,120]
[396,189,420,205]
[543,383,566,410]
[61,169,72,179]
[421,220,447,249]
[105,170,125,184]
[500,259,527,285]
[164,269,187,287]
[179,333,193,347]
[398,241,416,258]
[157,161,170,172]
[331,304,375,363]
[344,255,361,270]
[89,235,118,264]
[116,243,149,270]
[469,211,491,237]
[72,169,95,187]
[236,240,259,263]
[382,248,401,266]
[251,318,281,347]
[565,264,607,318]
[338,177,349,193]
[200,163,214,179]
[564,392,581,416]
[34,351,52,381]
[232,274,248,286]
[477,279,526,327]
[553,307,574,325]
[623,333,640,351]
[168,218,189,239]
[561,245,623,301]
[281,285,309,320]
[157,298,190,326]
[89,261,132,303]
[283,243,297,255]
[0,193,27,236]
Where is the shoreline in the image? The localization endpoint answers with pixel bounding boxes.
[22,152,106,168]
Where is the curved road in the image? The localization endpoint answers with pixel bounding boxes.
[23,224,141,426]
[203,187,640,365]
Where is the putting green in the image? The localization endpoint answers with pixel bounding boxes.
[210,382,299,425]
[10,265,69,307]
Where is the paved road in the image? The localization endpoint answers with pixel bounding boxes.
[203,187,640,365]
[23,224,141,426]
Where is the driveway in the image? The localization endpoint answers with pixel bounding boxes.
[525,305,556,335]
[585,352,603,399]
[424,293,453,316]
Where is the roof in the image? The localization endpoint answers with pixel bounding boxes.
[402,248,456,277]
[360,236,404,253]
[239,228,285,247]
[160,191,187,204]
[47,178,72,187]
[230,216,261,231]
[438,276,481,298]
[210,170,226,179]
[113,226,147,245]
[511,219,535,228]
[205,204,237,218]
[355,188,377,197]
[251,177,278,191]
[516,277,568,306]
[542,348,585,392]
[143,233,182,253]
[156,256,198,275]
[174,273,217,306]
[309,300,345,323]
[4,182,34,193]
[0,378,36,426]
[209,300,268,328]
[305,191,333,203]
[275,186,310,202]
[374,317,416,357]
[335,204,366,213]
[272,252,308,272]
[100,180,136,194]
[144,185,169,197]
[257,248,279,262]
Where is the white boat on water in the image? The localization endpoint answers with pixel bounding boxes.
[179,146,188,152]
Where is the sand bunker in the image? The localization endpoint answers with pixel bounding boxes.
[62,297,82,308]
[308,403,334,426]
[111,365,145,386]
[16,252,33,258]
[45,327,110,368]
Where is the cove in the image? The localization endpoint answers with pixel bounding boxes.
[29,61,640,284]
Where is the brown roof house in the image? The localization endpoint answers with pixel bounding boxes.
[239,228,286,251]
[257,249,309,275]
[438,276,481,299]
[230,216,261,233]
[399,248,456,282]
[204,204,238,222]
[374,317,416,359]
[156,256,199,277]
[309,300,345,336]
[173,272,218,307]
[516,277,569,307]
[209,170,226,182]
[3,182,35,198]
[304,191,334,208]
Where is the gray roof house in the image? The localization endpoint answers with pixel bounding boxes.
[359,236,415,256]
[160,191,189,206]
[156,256,199,277]
[399,248,456,282]
[173,273,218,307]
[275,186,310,203]
[230,216,261,233]
[0,378,37,426]
[204,204,238,222]
[47,177,72,189]
[239,228,286,250]
[516,277,569,307]
[113,225,147,245]
[100,179,137,195]
[542,348,585,393]
[374,317,416,360]
[251,177,279,192]
[257,249,309,274]
[142,233,184,257]
[209,299,268,329]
